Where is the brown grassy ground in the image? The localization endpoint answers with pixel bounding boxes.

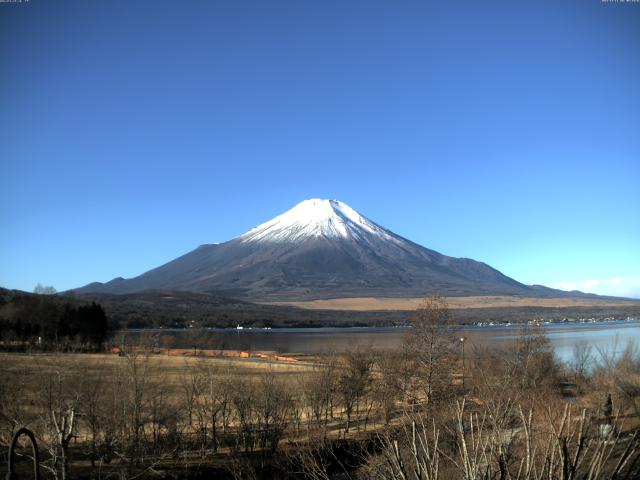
[3,346,639,479]
[266,295,640,311]
[0,351,314,377]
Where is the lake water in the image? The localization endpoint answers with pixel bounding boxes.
[463,321,640,365]
[129,320,640,365]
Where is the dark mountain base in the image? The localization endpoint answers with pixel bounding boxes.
[74,290,407,328]
[4,287,637,332]
[77,290,640,329]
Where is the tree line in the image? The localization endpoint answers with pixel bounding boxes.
[0,289,113,350]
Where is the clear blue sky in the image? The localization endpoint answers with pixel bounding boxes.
[1,1,639,297]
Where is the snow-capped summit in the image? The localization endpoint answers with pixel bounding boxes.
[240,199,394,244]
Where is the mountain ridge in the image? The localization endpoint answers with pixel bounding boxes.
[75,199,585,300]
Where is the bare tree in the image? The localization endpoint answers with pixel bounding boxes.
[181,361,202,435]
[571,340,593,393]
[372,399,640,480]
[304,353,339,436]
[287,436,355,480]
[34,283,57,295]
[0,365,32,444]
[254,371,291,456]
[374,350,409,425]
[110,351,152,469]
[338,347,373,433]
[597,340,640,417]
[230,377,256,453]
[80,371,106,468]
[505,326,558,402]
[404,295,457,408]
[37,365,80,480]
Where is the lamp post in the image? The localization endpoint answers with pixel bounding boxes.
[460,337,465,392]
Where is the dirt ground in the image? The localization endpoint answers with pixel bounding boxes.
[267,295,640,311]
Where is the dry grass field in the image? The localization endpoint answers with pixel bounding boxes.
[0,350,314,382]
[267,295,640,311]
[2,326,640,480]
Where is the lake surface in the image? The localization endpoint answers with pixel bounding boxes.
[128,320,640,365]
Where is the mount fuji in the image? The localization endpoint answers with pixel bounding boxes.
[77,199,544,300]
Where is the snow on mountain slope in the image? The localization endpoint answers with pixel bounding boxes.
[240,199,398,244]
